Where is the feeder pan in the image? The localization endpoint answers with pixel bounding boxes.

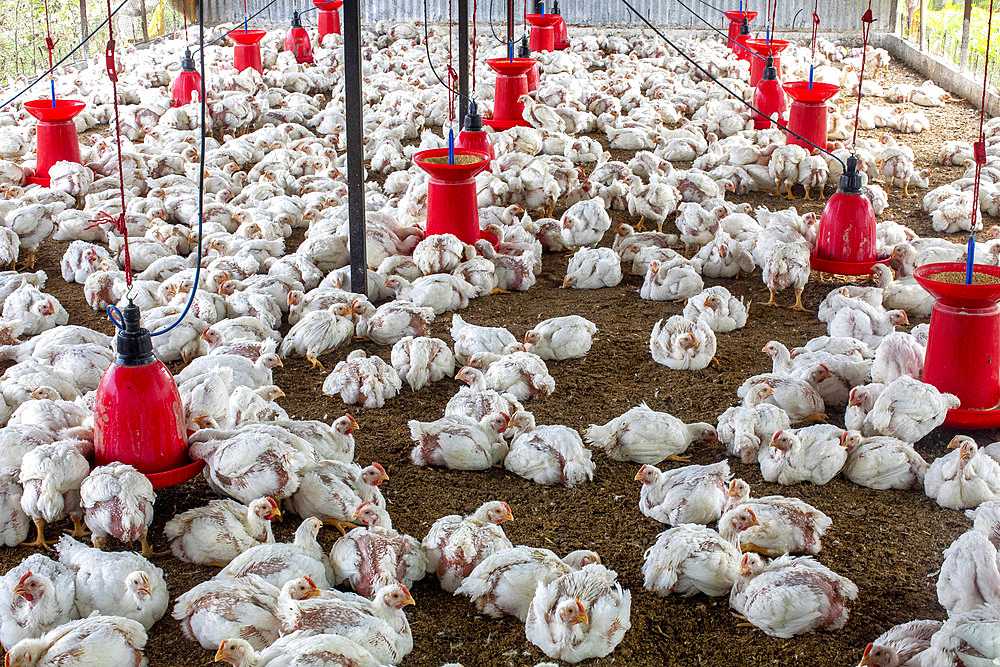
[783,81,839,152]
[552,0,569,49]
[518,37,540,92]
[456,102,495,161]
[94,302,202,489]
[752,56,786,129]
[170,48,202,107]
[24,99,86,187]
[414,148,491,246]
[734,18,753,61]
[285,11,314,64]
[914,262,1000,429]
[526,13,561,53]
[313,0,343,39]
[811,156,888,275]
[483,58,535,129]
[745,38,789,86]
[723,10,757,53]
[231,29,267,73]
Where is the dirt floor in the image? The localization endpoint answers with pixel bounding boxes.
[1,54,998,666]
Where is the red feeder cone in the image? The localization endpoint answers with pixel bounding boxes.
[752,57,787,129]
[552,0,569,49]
[723,10,757,53]
[811,156,888,275]
[745,38,789,86]
[456,102,495,161]
[24,99,85,187]
[231,29,267,73]
[914,262,1000,429]
[783,81,839,152]
[518,37,540,92]
[170,49,202,107]
[483,58,535,130]
[734,18,753,61]
[285,11,313,64]
[526,13,561,53]
[313,0,343,40]
[414,148,491,245]
[94,302,203,489]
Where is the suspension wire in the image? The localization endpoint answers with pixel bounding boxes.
[675,0,765,62]
[196,0,281,52]
[850,0,876,148]
[966,0,994,280]
[626,0,845,168]
[488,0,525,44]
[810,0,820,59]
[42,0,57,70]
[0,0,130,112]
[472,0,478,93]
[424,0,473,107]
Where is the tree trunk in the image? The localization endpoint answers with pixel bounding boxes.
[919,0,927,52]
[958,0,972,70]
[139,0,149,41]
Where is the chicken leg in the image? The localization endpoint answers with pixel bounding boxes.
[785,185,795,201]
[17,252,37,272]
[25,518,52,550]
[307,355,325,372]
[789,289,810,312]
[774,180,783,197]
[759,288,780,308]
[324,518,357,536]
[635,217,646,232]
[803,186,812,201]
[739,542,773,557]
[800,412,829,424]
[140,530,170,558]
[663,454,691,462]
[903,182,911,197]
[489,287,511,295]
[69,515,90,538]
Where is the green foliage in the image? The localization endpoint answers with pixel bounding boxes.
[920,0,999,84]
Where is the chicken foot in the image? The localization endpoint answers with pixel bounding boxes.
[803,186,812,201]
[730,612,755,628]
[758,289,780,308]
[739,542,774,557]
[800,412,829,424]
[663,454,691,462]
[773,180,783,198]
[489,287,511,295]
[307,355,326,372]
[140,530,170,558]
[17,251,37,272]
[903,182,911,197]
[635,217,646,232]
[25,518,53,550]
[324,518,357,536]
[789,289,810,312]
[68,515,90,538]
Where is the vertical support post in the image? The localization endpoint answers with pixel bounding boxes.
[507,0,514,51]
[139,0,149,42]
[343,0,367,297]
[80,0,89,58]
[919,0,927,52]
[888,0,898,36]
[959,0,972,70]
[458,0,469,124]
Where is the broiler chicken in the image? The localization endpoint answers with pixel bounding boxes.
[408,413,510,471]
[279,303,353,369]
[456,547,599,621]
[640,258,704,301]
[422,501,514,593]
[720,479,832,556]
[635,461,732,526]
[218,516,331,589]
[936,529,1000,616]
[925,436,1000,510]
[446,366,525,422]
[391,336,455,391]
[524,562,632,663]
[55,535,167,630]
[585,402,717,465]
[173,574,281,651]
[286,461,388,534]
[19,441,91,548]
[504,425,595,487]
[865,375,960,443]
[523,315,596,361]
[479,349,555,401]
[738,368,830,424]
[649,315,716,371]
[730,553,858,638]
[3,614,147,667]
[563,247,622,289]
[450,314,517,365]
[859,620,942,667]
[760,427,860,486]
[330,502,427,599]
[642,524,740,597]
[717,384,791,464]
[843,435,929,490]
[560,197,612,248]
[918,603,1000,665]
[627,174,680,234]
[355,301,435,346]
[0,554,78,649]
[683,286,749,333]
[322,349,403,409]
[164,497,280,566]
[214,632,385,666]
[79,462,158,558]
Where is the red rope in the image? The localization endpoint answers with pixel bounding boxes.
[970,0,994,232]
[42,0,57,69]
[98,0,132,286]
[851,0,876,147]
[810,0,820,59]
[181,0,188,42]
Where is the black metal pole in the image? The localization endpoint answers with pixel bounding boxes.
[343,0,367,297]
[458,0,469,124]
[507,0,514,54]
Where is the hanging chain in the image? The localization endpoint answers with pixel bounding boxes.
[851,0,876,148]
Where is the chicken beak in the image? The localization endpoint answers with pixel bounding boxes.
[28,388,43,400]
[273,388,286,399]
[947,436,962,450]
[769,432,781,448]
[761,386,774,399]
[374,463,388,484]
[703,297,712,308]
[11,583,28,598]
[960,443,972,461]
[274,358,284,368]
[572,600,589,625]
[401,590,416,607]
[348,415,359,432]
[214,642,229,663]
[859,643,874,667]
[304,588,322,599]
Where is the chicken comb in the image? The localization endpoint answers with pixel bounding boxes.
[372,462,385,474]
[265,497,279,509]
[303,576,317,588]
[357,501,372,511]
[16,571,32,585]
[863,644,873,658]
[745,507,758,520]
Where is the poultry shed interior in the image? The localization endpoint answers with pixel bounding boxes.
[0,0,999,663]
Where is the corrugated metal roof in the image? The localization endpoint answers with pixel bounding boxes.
[205,0,894,33]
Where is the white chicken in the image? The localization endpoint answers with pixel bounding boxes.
[478,349,555,401]
[925,436,1000,510]
[918,603,1000,665]
[865,375,960,443]
[649,315,717,371]
[682,286,749,332]
[408,413,510,471]
[635,461,731,526]
[717,384,791,464]
[523,316,596,361]
[504,425,595,487]
[19,441,91,548]
[559,197,612,248]
[642,524,740,598]
[563,247,622,289]
[218,516,331,589]
[422,501,514,593]
[843,435,929,490]
[720,479,832,556]
[858,620,942,667]
[279,303,353,369]
[79,462,157,558]
[640,258,704,302]
[3,614,147,667]
[936,529,1000,617]
[164,497,280,566]
[173,574,281,651]
[760,427,859,486]
[322,349,403,409]
[390,335,455,391]
[0,554,78,649]
[585,402,717,465]
[450,314,517,365]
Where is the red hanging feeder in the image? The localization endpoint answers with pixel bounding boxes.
[525,13,561,52]
[483,58,534,129]
[24,99,85,187]
[518,37,540,92]
[752,56,786,129]
[914,263,1000,428]
[723,9,757,53]
[782,81,838,152]
[456,102,495,161]
[552,0,569,49]
[170,48,202,106]
[745,38,788,86]
[414,148,491,245]
[232,30,267,72]
[810,155,887,275]
[94,302,203,489]
[733,17,753,61]
[285,11,314,64]
[313,0,343,39]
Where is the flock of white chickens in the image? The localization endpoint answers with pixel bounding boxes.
[0,11,995,667]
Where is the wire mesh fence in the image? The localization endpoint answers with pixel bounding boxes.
[0,0,193,84]
[896,0,999,87]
